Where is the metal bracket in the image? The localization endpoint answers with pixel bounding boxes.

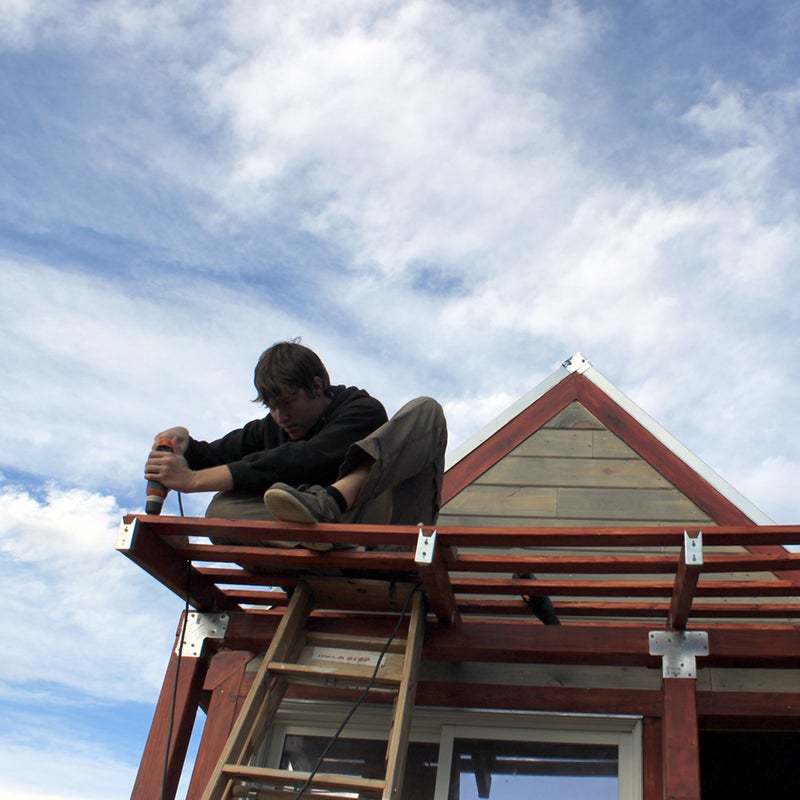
[116,518,137,550]
[415,527,437,565]
[649,630,709,678]
[684,530,703,564]
[563,353,591,374]
[176,612,230,657]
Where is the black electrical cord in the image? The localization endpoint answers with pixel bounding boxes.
[291,581,424,800]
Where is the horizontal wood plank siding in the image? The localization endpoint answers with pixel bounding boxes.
[439,401,712,529]
[478,455,672,489]
[559,487,708,522]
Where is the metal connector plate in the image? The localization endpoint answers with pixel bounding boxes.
[649,630,709,678]
[177,612,230,657]
[116,519,136,550]
[415,528,437,565]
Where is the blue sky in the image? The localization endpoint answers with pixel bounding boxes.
[1,1,800,797]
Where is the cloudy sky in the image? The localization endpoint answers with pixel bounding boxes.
[2,0,800,797]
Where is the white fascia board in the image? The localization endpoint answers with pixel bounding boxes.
[446,352,773,525]
[578,357,774,525]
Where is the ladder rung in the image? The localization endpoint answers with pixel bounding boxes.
[268,660,403,687]
[306,631,409,653]
[232,787,365,800]
[222,764,386,794]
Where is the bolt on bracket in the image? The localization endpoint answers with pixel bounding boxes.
[684,530,703,564]
[415,527,437,565]
[116,519,137,550]
[176,612,230,657]
[649,630,709,678]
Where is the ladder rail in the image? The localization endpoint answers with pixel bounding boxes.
[201,583,314,800]
[381,591,425,800]
[201,579,425,800]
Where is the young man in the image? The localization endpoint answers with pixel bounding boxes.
[144,340,447,535]
[145,340,559,624]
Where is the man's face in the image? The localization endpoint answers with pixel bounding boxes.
[269,378,330,440]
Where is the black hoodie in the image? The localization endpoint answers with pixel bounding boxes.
[183,385,387,492]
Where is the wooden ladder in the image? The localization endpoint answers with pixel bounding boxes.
[201,577,426,800]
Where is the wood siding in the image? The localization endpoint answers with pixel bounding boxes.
[439,402,713,529]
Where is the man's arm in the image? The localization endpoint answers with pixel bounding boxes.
[225,392,387,491]
[145,429,234,493]
[151,388,388,494]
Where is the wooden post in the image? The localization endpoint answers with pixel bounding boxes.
[662,678,701,800]
[642,716,663,800]
[186,651,253,800]
[130,614,208,800]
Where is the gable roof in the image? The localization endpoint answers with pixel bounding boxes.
[442,353,772,526]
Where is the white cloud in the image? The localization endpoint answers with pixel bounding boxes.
[1,257,303,492]
[3,5,800,798]
[2,3,799,529]
[0,732,136,800]
[202,1,601,279]
[0,484,181,700]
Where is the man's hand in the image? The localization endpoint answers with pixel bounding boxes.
[153,426,190,455]
[145,431,234,494]
[145,445,195,492]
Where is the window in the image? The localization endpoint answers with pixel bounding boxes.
[261,702,642,799]
[442,735,618,799]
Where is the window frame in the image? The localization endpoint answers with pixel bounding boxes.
[264,701,643,800]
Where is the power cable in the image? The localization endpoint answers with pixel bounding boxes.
[291,581,423,799]
[161,492,189,800]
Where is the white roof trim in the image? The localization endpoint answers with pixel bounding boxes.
[445,362,570,470]
[446,352,773,525]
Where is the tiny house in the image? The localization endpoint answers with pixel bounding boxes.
[120,354,800,799]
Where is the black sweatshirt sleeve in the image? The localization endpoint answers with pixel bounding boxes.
[183,388,387,492]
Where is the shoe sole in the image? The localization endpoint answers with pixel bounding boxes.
[264,488,333,551]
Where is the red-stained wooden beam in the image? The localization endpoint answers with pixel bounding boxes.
[643,716,664,800]
[697,691,800,725]
[575,374,746,528]
[414,682,662,716]
[456,597,800,620]
[131,614,208,800]
[435,525,800,549]
[662,678,701,800]
[442,372,579,503]
[574,372,800,587]
[210,610,800,668]
[669,531,704,629]
[450,576,800,599]
[414,528,460,624]
[186,651,254,800]
[122,514,800,552]
[117,517,239,612]
[501,549,794,574]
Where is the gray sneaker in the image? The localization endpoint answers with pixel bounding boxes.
[264,483,342,534]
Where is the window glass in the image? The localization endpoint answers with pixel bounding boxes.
[448,737,618,800]
[267,703,640,800]
[280,734,439,799]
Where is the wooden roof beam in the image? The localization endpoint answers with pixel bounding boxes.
[117,517,239,612]
[414,527,460,624]
[668,531,704,630]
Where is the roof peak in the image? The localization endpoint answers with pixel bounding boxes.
[445,353,772,524]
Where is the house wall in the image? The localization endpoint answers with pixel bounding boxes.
[163,388,799,799]
[439,402,713,529]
